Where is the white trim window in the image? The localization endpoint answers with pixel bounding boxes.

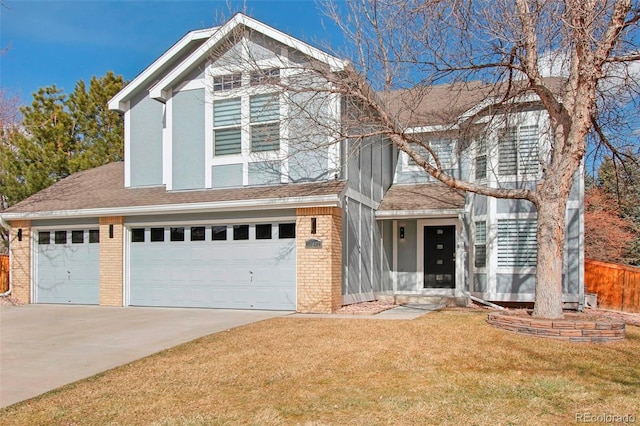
[405,139,454,175]
[497,218,537,267]
[498,125,539,176]
[475,139,487,180]
[250,94,280,152]
[250,68,280,86]
[213,73,242,92]
[213,97,242,155]
[474,221,487,268]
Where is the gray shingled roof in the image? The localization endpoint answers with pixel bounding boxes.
[3,162,346,216]
[379,183,466,212]
[381,77,566,128]
[381,81,491,127]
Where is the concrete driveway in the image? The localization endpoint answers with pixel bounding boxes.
[0,304,291,408]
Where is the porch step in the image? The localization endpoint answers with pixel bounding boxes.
[377,295,469,307]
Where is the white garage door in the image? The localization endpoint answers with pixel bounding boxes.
[35,229,100,304]
[128,222,296,310]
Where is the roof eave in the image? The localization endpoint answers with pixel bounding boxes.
[375,209,464,219]
[0,193,342,222]
[108,28,216,112]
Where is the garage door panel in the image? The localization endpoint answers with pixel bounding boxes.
[36,230,99,305]
[129,223,296,310]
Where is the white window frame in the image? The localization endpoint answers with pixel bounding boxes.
[402,139,457,175]
[474,139,487,180]
[202,42,342,188]
[474,220,487,269]
[496,216,538,270]
[249,93,281,153]
[212,97,242,156]
[497,124,540,178]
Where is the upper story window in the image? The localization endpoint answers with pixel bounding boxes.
[250,94,280,152]
[213,73,242,92]
[250,68,280,86]
[498,125,539,176]
[212,68,280,92]
[475,139,487,180]
[213,97,242,156]
[406,139,454,174]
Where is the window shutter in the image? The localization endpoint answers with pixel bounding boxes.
[518,125,539,174]
[475,140,487,179]
[474,221,487,268]
[250,94,279,123]
[214,129,241,155]
[214,98,241,127]
[251,123,280,152]
[497,219,537,267]
[498,128,518,175]
[214,98,241,156]
[431,140,452,169]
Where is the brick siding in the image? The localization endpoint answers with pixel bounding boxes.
[8,220,31,303]
[99,217,124,306]
[296,207,343,313]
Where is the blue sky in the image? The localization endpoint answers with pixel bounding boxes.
[1,0,340,104]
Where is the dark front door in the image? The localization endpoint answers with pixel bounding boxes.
[423,225,456,289]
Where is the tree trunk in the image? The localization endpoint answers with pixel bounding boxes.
[532,193,567,319]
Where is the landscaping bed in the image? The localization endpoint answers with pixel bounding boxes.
[487,310,626,342]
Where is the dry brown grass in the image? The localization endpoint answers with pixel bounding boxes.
[1,309,639,425]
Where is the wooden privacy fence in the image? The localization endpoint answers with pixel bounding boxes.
[585,259,640,313]
[0,255,8,294]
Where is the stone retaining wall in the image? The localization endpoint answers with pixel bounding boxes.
[487,312,626,342]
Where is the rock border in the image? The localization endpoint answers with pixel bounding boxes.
[487,311,626,342]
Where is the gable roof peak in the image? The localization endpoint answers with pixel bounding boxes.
[146,12,348,102]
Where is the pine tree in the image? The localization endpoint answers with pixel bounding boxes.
[0,72,124,206]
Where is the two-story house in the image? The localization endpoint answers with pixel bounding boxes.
[0,13,583,312]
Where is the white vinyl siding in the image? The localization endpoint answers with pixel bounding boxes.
[498,125,539,176]
[250,94,280,152]
[497,219,537,267]
[214,98,241,155]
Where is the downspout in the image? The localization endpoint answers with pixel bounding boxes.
[0,214,11,296]
[466,293,505,310]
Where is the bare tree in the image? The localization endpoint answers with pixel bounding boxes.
[201,2,639,318]
[306,0,639,319]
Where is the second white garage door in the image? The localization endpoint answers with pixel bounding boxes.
[128,222,296,310]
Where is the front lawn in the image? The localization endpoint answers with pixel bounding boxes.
[1,309,638,425]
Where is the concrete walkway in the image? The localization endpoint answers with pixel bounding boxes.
[0,304,290,408]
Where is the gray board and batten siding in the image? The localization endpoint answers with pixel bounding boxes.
[342,135,396,303]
